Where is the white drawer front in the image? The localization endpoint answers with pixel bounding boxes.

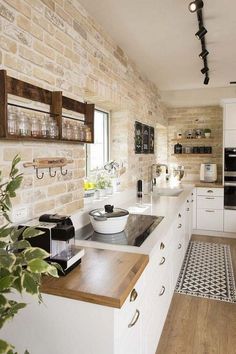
[197,187,223,197]
[197,196,223,210]
[224,210,236,233]
[197,209,223,231]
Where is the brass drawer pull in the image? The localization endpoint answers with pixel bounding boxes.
[130,288,138,302]
[206,197,214,200]
[159,286,166,296]
[178,223,182,229]
[178,213,181,218]
[187,199,189,203]
[128,309,140,328]
[178,243,182,249]
[206,210,215,213]
[207,190,213,193]
[186,207,190,211]
[159,256,166,265]
[160,242,165,250]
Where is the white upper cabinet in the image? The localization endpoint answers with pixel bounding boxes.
[225,103,236,130]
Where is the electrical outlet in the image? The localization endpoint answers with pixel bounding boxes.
[10,206,28,223]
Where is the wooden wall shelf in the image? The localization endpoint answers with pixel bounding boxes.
[172,153,213,156]
[171,138,213,143]
[0,70,94,144]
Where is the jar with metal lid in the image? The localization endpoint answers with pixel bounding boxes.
[18,113,31,137]
[79,124,85,141]
[85,125,92,142]
[7,112,18,135]
[73,124,79,140]
[49,120,59,139]
[31,116,41,138]
[41,116,49,138]
[65,122,73,140]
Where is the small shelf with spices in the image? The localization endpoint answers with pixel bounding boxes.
[171,153,213,157]
[0,70,94,144]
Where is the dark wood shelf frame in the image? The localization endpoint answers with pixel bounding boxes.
[0,70,94,143]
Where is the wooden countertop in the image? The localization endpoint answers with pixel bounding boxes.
[194,182,223,188]
[41,247,149,309]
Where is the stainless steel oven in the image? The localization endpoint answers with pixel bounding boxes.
[224,148,236,209]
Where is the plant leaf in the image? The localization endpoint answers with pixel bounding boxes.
[27,259,52,273]
[22,227,44,239]
[0,276,15,292]
[0,339,14,353]
[12,240,31,250]
[0,251,16,270]
[24,247,50,262]
[22,272,39,295]
[0,294,8,307]
[0,226,13,238]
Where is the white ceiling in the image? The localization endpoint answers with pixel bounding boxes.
[79,0,236,92]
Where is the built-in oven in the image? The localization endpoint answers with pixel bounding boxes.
[224,148,236,209]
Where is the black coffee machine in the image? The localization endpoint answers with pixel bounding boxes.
[20,214,84,274]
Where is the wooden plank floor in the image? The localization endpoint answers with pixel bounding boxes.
[156,235,236,354]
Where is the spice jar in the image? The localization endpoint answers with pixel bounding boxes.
[31,116,41,138]
[79,124,85,141]
[65,122,73,140]
[85,125,92,142]
[7,112,18,135]
[41,116,49,138]
[73,124,79,140]
[18,112,31,137]
[174,143,182,154]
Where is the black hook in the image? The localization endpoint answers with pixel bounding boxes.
[60,166,67,176]
[36,168,44,180]
[49,168,57,177]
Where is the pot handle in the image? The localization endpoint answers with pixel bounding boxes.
[93,210,107,221]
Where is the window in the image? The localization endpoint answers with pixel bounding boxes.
[86,109,109,175]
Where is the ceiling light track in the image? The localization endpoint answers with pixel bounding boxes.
[189,1,210,85]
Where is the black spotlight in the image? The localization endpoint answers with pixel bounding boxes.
[195,26,207,39]
[201,67,209,74]
[189,0,204,13]
[199,49,209,59]
[204,76,209,85]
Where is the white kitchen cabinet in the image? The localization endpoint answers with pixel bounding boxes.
[224,209,236,233]
[224,103,236,130]
[192,188,197,229]
[224,130,236,147]
[196,187,224,232]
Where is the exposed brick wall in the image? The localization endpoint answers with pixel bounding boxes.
[0,0,166,219]
[167,106,223,181]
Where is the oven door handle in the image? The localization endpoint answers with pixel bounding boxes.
[224,182,236,186]
[227,155,236,157]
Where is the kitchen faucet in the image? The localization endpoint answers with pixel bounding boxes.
[151,163,168,192]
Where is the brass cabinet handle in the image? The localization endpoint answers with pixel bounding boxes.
[187,199,189,203]
[178,213,181,218]
[130,288,138,302]
[160,242,165,250]
[206,197,215,200]
[207,190,213,193]
[159,256,166,265]
[178,223,182,229]
[128,309,140,328]
[191,200,194,202]
[206,210,215,213]
[159,286,166,296]
[178,243,182,249]
[186,207,190,211]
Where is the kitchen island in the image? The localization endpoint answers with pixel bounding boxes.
[2,184,194,354]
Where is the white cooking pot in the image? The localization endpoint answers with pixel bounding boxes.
[89,205,129,234]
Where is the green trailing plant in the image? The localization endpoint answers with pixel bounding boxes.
[0,156,60,354]
[204,128,211,133]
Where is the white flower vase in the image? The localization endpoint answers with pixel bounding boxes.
[205,132,211,138]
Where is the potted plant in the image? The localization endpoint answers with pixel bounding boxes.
[0,155,60,354]
[204,128,211,138]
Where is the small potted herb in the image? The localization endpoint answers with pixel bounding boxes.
[204,128,211,138]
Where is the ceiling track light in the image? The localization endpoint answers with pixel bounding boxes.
[199,49,209,59]
[201,66,209,74]
[189,0,204,13]
[204,75,209,85]
[195,26,207,40]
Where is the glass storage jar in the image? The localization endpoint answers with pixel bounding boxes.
[73,124,79,140]
[41,116,49,138]
[18,113,31,137]
[7,112,18,135]
[85,125,92,142]
[79,124,85,141]
[65,122,73,140]
[49,120,59,139]
[31,116,41,138]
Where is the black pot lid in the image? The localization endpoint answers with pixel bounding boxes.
[89,204,129,218]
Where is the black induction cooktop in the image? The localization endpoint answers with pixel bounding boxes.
[75,214,164,247]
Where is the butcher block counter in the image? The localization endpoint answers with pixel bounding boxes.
[41,247,149,308]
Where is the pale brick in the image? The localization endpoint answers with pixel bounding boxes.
[45,8,65,31]
[34,200,55,215]
[41,0,55,11]
[0,3,14,22]
[44,33,64,53]
[4,23,32,46]
[24,0,44,13]
[73,21,87,40]
[65,200,83,214]
[33,13,55,35]
[0,34,17,53]
[45,59,64,76]
[5,0,31,18]
[3,147,32,161]
[55,4,72,26]
[19,46,44,66]
[57,193,73,204]
[34,40,55,60]
[55,29,73,49]
[48,183,67,196]
[4,53,32,75]
[33,67,55,85]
